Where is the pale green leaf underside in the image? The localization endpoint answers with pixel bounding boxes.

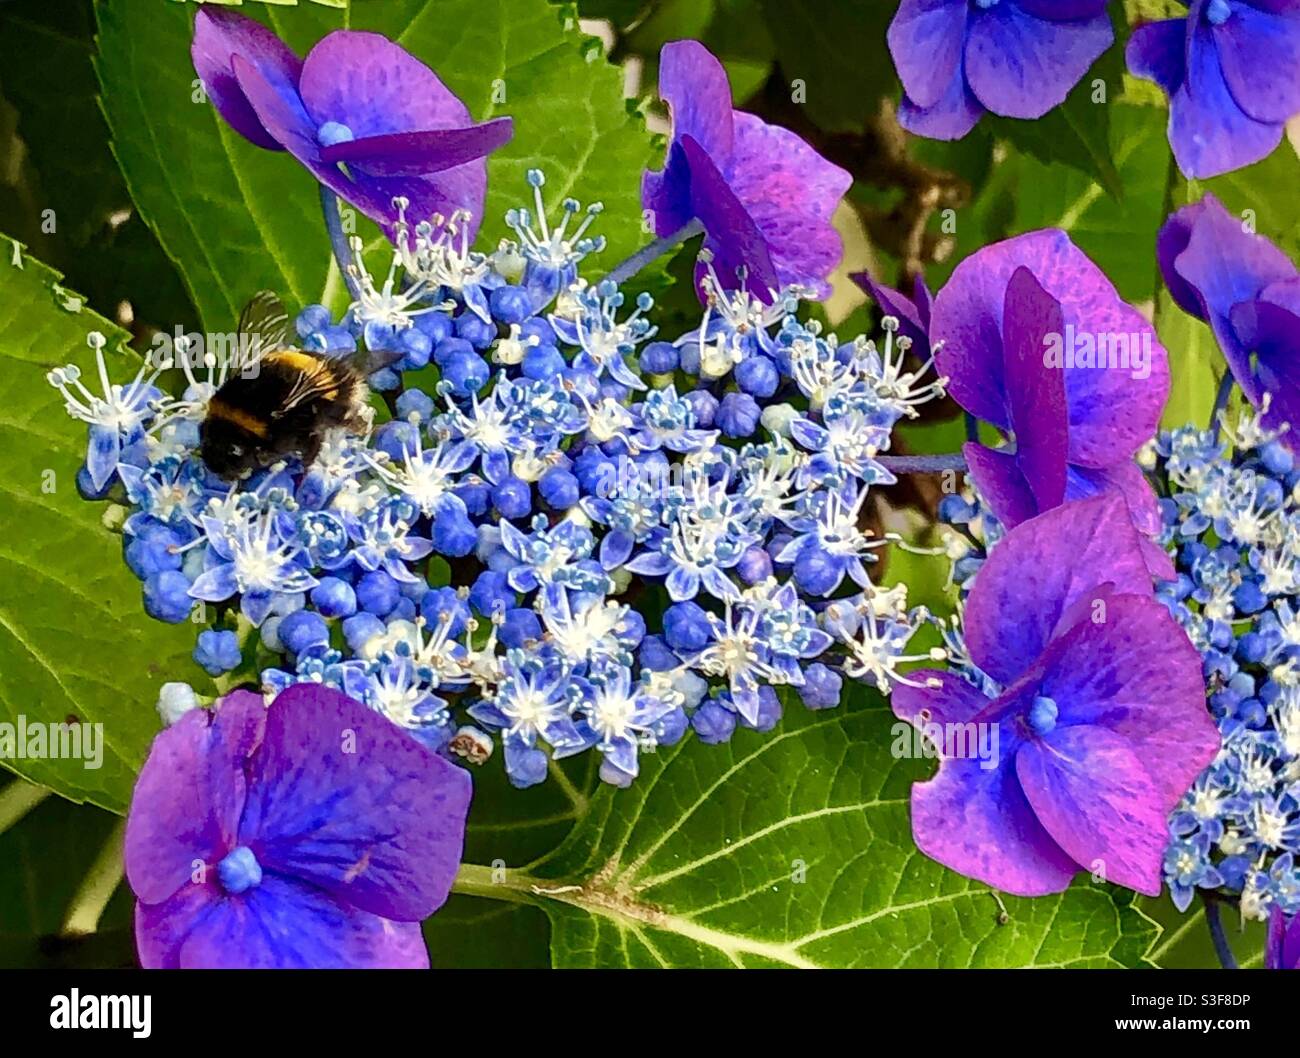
[0,240,212,812]
[457,691,1161,968]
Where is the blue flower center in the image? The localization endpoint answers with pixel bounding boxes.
[317,121,355,147]
[1028,694,1059,736]
[217,845,263,894]
[1206,0,1233,24]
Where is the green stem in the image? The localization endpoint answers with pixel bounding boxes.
[60,818,126,938]
[0,779,50,835]
[452,861,543,904]
[603,218,704,287]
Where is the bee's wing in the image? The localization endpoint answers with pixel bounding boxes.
[275,353,347,416]
[237,290,295,369]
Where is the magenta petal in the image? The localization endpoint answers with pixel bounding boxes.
[910,749,1078,897]
[891,669,991,728]
[1066,460,1162,536]
[1015,725,1168,896]
[887,0,969,111]
[299,30,472,137]
[1156,199,1210,320]
[191,7,302,152]
[680,134,780,297]
[724,114,850,297]
[1171,193,1295,401]
[232,54,409,231]
[321,119,514,177]
[237,684,471,922]
[851,272,930,350]
[177,876,429,969]
[1035,594,1219,805]
[1167,16,1282,179]
[963,494,1152,686]
[934,230,1167,467]
[1002,266,1067,511]
[964,442,1039,528]
[1212,2,1300,123]
[964,3,1112,120]
[658,40,735,164]
[897,71,985,141]
[125,692,266,905]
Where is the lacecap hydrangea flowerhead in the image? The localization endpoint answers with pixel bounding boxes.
[49,11,950,818]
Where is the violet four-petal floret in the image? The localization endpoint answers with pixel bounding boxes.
[1158,192,1300,445]
[125,684,471,968]
[931,229,1172,575]
[1128,0,1300,178]
[892,495,1220,896]
[641,40,851,301]
[889,0,1113,140]
[192,7,513,235]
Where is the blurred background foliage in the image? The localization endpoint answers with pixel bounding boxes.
[0,0,1288,968]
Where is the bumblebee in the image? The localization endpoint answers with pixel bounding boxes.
[199,292,378,480]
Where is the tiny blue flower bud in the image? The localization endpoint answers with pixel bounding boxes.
[489,284,533,325]
[279,610,329,655]
[143,570,192,624]
[193,628,242,676]
[492,475,532,519]
[311,576,357,618]
[356,570,401,616]
[692,700,737,745]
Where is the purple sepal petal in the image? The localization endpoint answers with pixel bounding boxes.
[236,683,471,921]
[897,71,985,141]
[175,876,429,969]
[1125,18,1187,99]
[1002,266,1067,511]
[657,40,734,163]
[320,119,514,177]
[887,0,969,111]
[909,737,1080,897]
[962,495,1152,687]
[891,669,989,728]
[1015,724,1167,896]
[964,442,1039,528]
[964,3,1113,120]
[1211,1,1300,123]
[1036,593,1219,805]
[125,692,266,905]
[191,7,302,152]
[1168,14,1283,179]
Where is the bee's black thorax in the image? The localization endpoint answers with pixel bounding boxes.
[200,350,366,479]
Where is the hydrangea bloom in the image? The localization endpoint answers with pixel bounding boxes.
[1128,0,1300,178]
[888,0,1113,140]
[52,165,947,790]
[929,229,1171,574]
[1158,192,1300,441]
[125,684,470,968]
[641,40,851,300]
[192,7,513,234]
[895,495,1219,896]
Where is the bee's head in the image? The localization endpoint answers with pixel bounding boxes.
[199,416,267,480]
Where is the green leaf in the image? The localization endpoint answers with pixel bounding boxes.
[1139,894,1268,969]
[1156,289,1222,432]
[0,239,213,812]
[454,690,1161,968]
[990,43,1124,199]
[757,0,896,133]
[95,0,661,332]
[1010,103,1169,303]
[0,779,133,967]
[0,0,197,332]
